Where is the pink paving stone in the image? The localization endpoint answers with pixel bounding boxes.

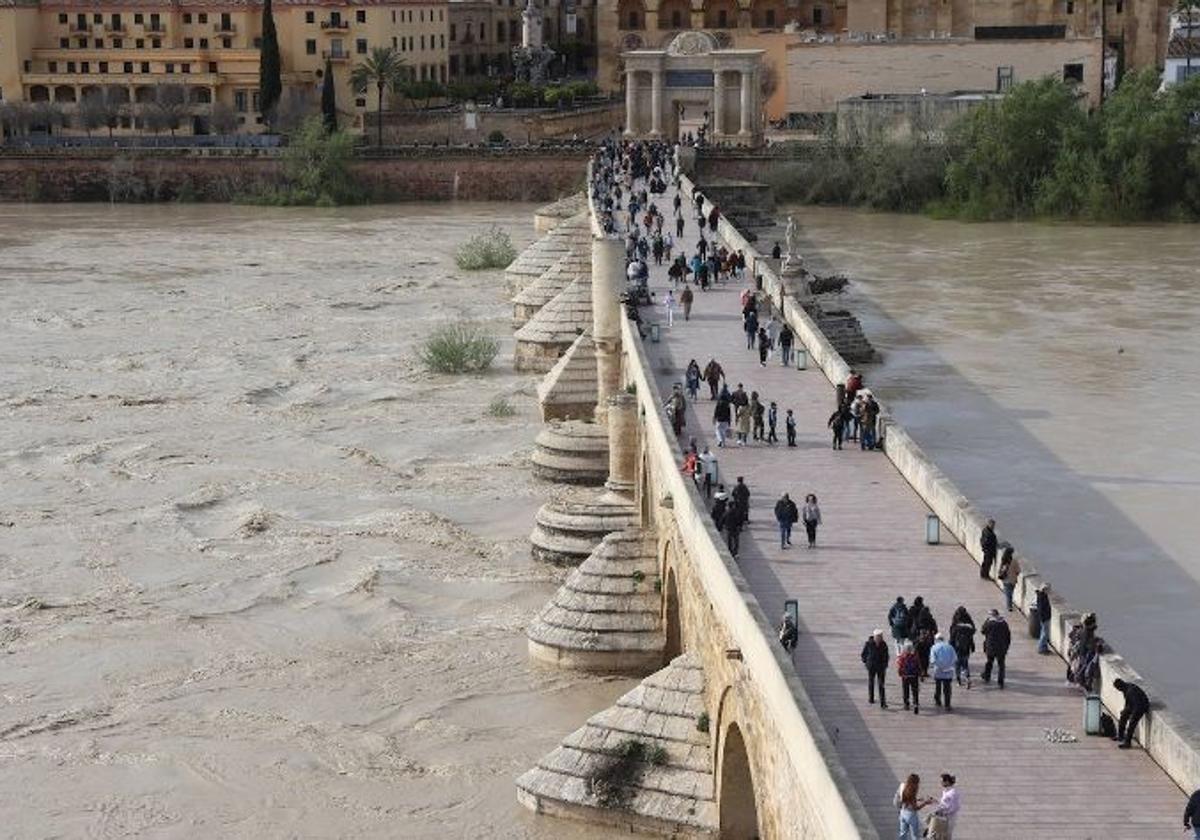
[632,182,1187,839]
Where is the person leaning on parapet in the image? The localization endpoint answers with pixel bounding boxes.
[861,629,890,708]
[1184,787,1200,839]
[712,396,732,448]
[980,519,998,579]
[1036,584,1053,654]
[1112,678,1151,750]
[778,612,798,654]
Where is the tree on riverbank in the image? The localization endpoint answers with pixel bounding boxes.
[259,0,283,127]
[351,47,406,147]
[321,58,338,132]
[241,116,360,206]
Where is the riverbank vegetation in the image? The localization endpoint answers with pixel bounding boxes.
[419,323,500,374]
[454,227,517,269]
[242,117,364,206]
[775,72,1200,222]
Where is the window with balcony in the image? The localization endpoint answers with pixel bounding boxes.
[356,9,366,22]
[356,38,367,54]
[111,13,121,29]
[77,38,87,48]
[306,11,315,23]
[149,13,162,30]
[330,11,342,25]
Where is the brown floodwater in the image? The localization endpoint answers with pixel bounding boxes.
[785,205,1200,726]
[0,203,633,838]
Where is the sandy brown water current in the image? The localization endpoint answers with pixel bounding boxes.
[785,207,1200,729]
[0,204,633,838]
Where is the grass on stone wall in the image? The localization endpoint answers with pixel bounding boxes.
[419,323,500,374]
[586,739,668,809]
[454,226,517,270]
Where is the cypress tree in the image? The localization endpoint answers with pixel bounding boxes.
[321,58,337,132]
[258,0,282,126]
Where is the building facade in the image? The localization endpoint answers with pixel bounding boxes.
[447,0,596,80]
[595,0,1174,118]
[0,0,450,134]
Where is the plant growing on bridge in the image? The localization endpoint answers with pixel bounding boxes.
[419,323,500,374]
[695,712,710,733]
[454,227,516,270]
[586,739,667,808]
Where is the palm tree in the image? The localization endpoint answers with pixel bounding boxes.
[350,46,406,147]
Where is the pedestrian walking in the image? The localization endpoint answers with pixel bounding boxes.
[703,358,724,399]
[680,284,694,320]
[698,446,718,498]
[735,401,751,446]
[757,327,770,366]
[1036,584,1053,654]
[779,322,794,366]
[980,608,1011,688]
[897,641,921,713]
[980,518,998,579]
[713,397,732,447]
[894,774,933,840]
[801,493,821,548]
[949,606,976,689]
[685,359,701,400]
[785,409,797,446]
[910,600,937,678]
[774,493,798,549]
[827,402,848,450]
[751,392,765,441]
[663,289,677,327]
[930,633,957,711]
[998,545,1020,612]
[722,500,745,558]
[731,476,750,521]
[711,487,728,530]
[766,401,779,444]
[1113,678,1150,749]
[888,596,910,643]
[744,308,758,349]
[664,385,686,437]
[861,629,889,708]
[766,316,781,355]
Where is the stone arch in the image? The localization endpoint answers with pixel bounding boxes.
[29,85,50,102]
[53,85,76,103]
[662,551,682,660]
[704,0,739,28]
[106,86,130,104]
[657,0,690,29]
[133,85,156,104]
[718,721,762,838]
[618,0,646,30]
[750,0,786,27]
[191,87,212,104]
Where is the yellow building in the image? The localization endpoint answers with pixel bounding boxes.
[0,0,450,134]
[595,0,1174,120]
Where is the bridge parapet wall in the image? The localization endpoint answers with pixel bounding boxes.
[680,174,1200,797]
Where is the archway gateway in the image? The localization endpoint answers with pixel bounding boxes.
[718,722,761,838]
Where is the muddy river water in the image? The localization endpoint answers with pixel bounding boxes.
[0,204,631,839]
[788,206,1200,727]
[2,200,1198,838]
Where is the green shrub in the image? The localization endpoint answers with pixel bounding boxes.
[454,226,516,270]
[419,323,499,374]
[487,129,506,144]
[486,395,516,417]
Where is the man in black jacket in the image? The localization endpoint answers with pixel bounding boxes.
[980,608,1011,688]
[1184,788,1200,838]
[731,477,750,522]
[722,501,745,558]
[1113,678,1150,749]
[861,629,889,708]
[980,519,998,579]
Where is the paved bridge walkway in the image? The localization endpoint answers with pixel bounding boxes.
[637,183,1185,838]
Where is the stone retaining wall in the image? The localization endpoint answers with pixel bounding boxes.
[680,173,1200,798]
[0,151,587,203]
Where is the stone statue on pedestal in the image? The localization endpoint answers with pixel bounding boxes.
[511,0,556,85]
[780,214,805,276]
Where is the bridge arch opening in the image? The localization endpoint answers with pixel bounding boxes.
[718,722,761,839]
[663,564,681,660]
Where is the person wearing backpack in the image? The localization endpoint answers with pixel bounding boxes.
[888,596,910,643]
[949,606,977,689]
[897,641,921,714]
[861,629,889,709]
[981,608,1011,688]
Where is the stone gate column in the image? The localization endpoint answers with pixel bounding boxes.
[712,70,725,137]
[650,69,663,136]
[739,69,752,137]
[624,69,637,135]
[604,392,639,498]
[591,234,625,423]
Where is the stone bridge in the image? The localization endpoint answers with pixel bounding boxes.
[508,160,1193,839]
